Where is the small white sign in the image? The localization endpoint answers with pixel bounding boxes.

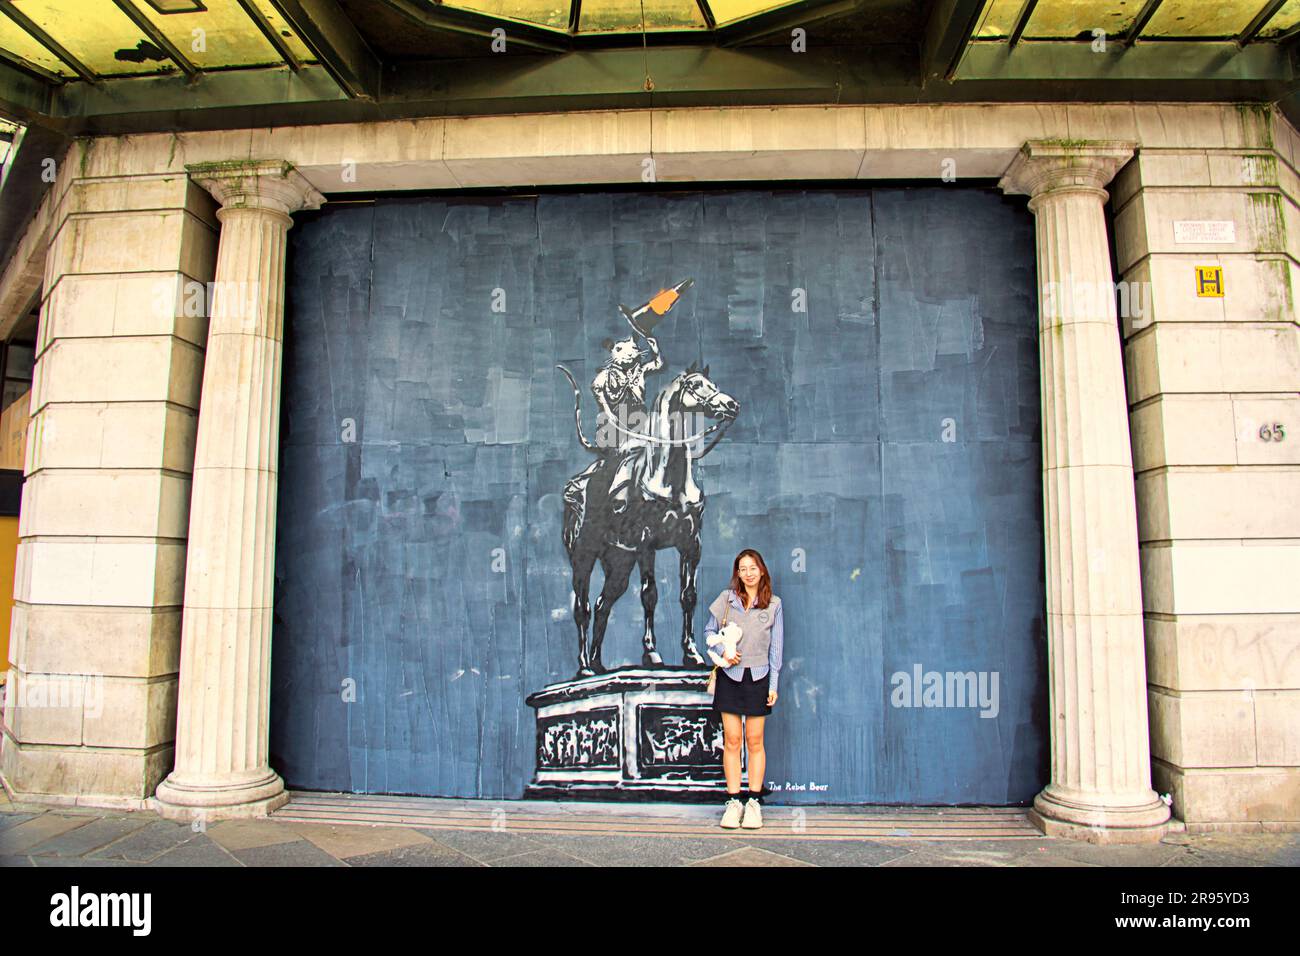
[1174,220,1236,244]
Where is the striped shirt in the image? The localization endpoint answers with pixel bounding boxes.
[703,590,785,694]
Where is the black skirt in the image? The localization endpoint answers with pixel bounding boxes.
[712,667,772,717]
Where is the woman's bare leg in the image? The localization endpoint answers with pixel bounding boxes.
[744,715,766,793]
[721,712,744,794]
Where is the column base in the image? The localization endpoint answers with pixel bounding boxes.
[152,769,288,822]
[1029,785,1171,844]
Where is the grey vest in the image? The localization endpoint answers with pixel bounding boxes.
[708,589,779,669]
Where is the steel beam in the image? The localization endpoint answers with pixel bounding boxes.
[0,47,61,87]
[377,0,572,52]
[0,121,68,291]
[695,0,716,30]
[714,0,861,47]
[267,0,381,98]
[1124,0,1164,45]
[1238,0,1287,46]
[112,0,202,80]
[1007,0,1038,49]
[0,58,55,122]
[921,0,989,82]
[235,0,302,69]
[957,37,1292,83]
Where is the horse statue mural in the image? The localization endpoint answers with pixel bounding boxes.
[555,281,739,679]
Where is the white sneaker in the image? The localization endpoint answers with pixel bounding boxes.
[741,797,763,829]
[720,797,744,829]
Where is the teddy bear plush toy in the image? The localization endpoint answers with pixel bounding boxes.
[707,621,745,668]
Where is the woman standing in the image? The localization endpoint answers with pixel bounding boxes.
[703,549,784,829]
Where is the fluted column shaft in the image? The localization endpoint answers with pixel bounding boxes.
[1001,142,1170,841]
[154,161,324,820]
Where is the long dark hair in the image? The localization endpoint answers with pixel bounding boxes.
[727,549,773,610]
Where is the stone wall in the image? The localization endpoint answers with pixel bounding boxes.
[1,144,218,806]
[1113,108,1300,829]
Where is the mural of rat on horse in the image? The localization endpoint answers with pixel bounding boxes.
[556,286,739,679]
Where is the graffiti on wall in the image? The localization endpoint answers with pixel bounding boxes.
[556,278,738,677]
[271,189,1049,806]
[527,279,742,798]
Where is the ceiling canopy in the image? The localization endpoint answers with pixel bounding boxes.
[0,1,1294,133]
[0,1,1292,85]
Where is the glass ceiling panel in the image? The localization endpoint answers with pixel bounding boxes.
[1259,0,1300,37]
[974,0,1025,38]
[442,0,569,31]
[1023,0,1140,38]
[1143,0,1263,37]
[0,14,70,77]
[708,0,803,26]
[129,0,283,68]
[4,0,320,74]
[975,0,1299,40]
[10,0,174,76]
[0,0,1291,89]
[579,0,707,33]
[245,0,315,62]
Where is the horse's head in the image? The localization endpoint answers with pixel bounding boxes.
[677,361,739,424]
[634,361,737,513]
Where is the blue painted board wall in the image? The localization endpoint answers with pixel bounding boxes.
[270,188,1047,804]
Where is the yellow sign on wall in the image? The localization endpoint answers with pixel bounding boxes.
[1196,266,1224,297]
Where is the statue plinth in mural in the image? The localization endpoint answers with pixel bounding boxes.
[525,668,727,801]
[526,279,741,800]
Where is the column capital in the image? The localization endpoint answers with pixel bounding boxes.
[998,140,1136,204]
[186,159,325,218]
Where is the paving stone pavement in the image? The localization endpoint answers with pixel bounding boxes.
[0,794,1294,868]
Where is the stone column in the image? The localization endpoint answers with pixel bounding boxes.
[1,157,218,807]
[153,161,323,821]
[1000,141,1171,843]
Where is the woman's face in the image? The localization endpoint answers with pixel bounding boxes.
[737,556,762,590]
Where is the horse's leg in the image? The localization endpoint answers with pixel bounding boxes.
[637,547,662,667]
[591,550,636,674]
[562,463,599,555]
[571,547,598,679]
[679,538,705,666]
